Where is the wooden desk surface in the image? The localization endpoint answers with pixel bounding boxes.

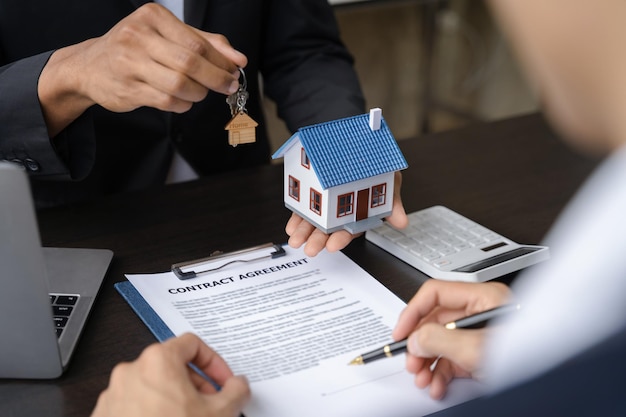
[0,113,598,417]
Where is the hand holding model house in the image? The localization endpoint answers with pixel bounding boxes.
[272,108,409,256]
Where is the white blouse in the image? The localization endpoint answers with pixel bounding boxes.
[484,144,626,391]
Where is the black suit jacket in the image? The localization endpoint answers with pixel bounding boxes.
[0,0,364,207]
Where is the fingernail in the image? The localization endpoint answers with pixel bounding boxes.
[234,50,248,64]
[228,80,239,94]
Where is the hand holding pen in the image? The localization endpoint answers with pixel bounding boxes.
[349,303,520,365]
[387,280,513,400]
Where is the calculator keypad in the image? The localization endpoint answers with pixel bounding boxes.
[369,206,505,269]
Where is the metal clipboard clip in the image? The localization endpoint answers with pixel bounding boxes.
[171,242,286,280]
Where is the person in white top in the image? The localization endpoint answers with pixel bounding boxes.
[393,0,626,405]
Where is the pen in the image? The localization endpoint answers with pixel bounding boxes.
[348,303,520,365]
[444,303,521,330]
[348,339,408,365]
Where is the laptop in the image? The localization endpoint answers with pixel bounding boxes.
[0,162,113,379]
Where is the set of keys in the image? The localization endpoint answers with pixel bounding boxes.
[224,68,258,147]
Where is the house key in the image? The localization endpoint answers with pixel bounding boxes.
[225,68,258,147]
[226,71,249,117]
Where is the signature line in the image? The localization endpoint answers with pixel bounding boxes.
[321,370,404,396]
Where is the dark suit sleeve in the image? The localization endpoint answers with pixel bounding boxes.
[0,51,95,180]
[260,0,366,132]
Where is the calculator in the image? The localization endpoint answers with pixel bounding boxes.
[365,205,549,282]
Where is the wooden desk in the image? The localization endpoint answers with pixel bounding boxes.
[0,113,598,417]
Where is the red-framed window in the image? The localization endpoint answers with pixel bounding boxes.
[301,147,310,169]
[371,183,387,207]
[310,188,322,215]
[288,176,300,201]
[337,192,354,217]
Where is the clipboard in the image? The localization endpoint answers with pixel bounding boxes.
[171,242,286,280]
[116,243,486,415]
[115,280,174,341]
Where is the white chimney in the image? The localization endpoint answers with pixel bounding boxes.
[369,108,382,131]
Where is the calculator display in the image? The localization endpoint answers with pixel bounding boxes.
[452,247,540,273]
[481,242,509,252]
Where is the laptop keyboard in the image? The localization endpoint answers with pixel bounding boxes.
[49,294,79,337]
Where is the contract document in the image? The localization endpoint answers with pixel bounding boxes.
[124,245,484,417]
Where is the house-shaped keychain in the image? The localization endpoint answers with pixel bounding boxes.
[225,112,258,147]
[272,108,408,234]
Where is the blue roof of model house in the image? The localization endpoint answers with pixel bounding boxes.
[272,113,408,189]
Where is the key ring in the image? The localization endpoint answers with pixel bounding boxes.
[237,67,247,92]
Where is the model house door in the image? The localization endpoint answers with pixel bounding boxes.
[356,188,369,221]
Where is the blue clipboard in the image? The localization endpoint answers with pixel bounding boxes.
[114,280,175,342]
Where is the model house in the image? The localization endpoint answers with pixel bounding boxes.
[225,112,258,147]
[272,108,408,234]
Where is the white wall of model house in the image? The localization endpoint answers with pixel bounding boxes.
[281,138,394,234]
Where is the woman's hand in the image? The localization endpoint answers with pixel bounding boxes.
[393,280,512,399]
